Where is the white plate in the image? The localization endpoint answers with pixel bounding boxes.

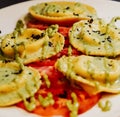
[0,0,120,117]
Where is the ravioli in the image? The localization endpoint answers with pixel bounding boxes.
[55,55,120,95]
[0,61,41,106]
[29,1,97,25]
[69,16,120,57]
[0,25,64,64]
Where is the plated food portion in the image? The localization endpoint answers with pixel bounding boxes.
[69,17,120,56]
[29,1,97,25]
[55,55,120,95]
[0,1,120,117]
[0,24,64,64]
[0,60,41,107]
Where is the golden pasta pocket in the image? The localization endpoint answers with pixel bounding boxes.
[69,17,120,57]
[0,25,65,64]
[0,61,41,106]
[29,1,97,25]
[55,55,120,95]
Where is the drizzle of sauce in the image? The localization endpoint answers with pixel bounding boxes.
[98,100,112,112]
[66,92,79,117]
[38,92,54,107]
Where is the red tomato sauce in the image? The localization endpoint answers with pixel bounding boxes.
[16,20,102,117]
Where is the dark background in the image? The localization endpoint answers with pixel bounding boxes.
[0,0,30,9]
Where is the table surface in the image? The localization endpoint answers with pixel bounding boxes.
[0,0,30,9]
